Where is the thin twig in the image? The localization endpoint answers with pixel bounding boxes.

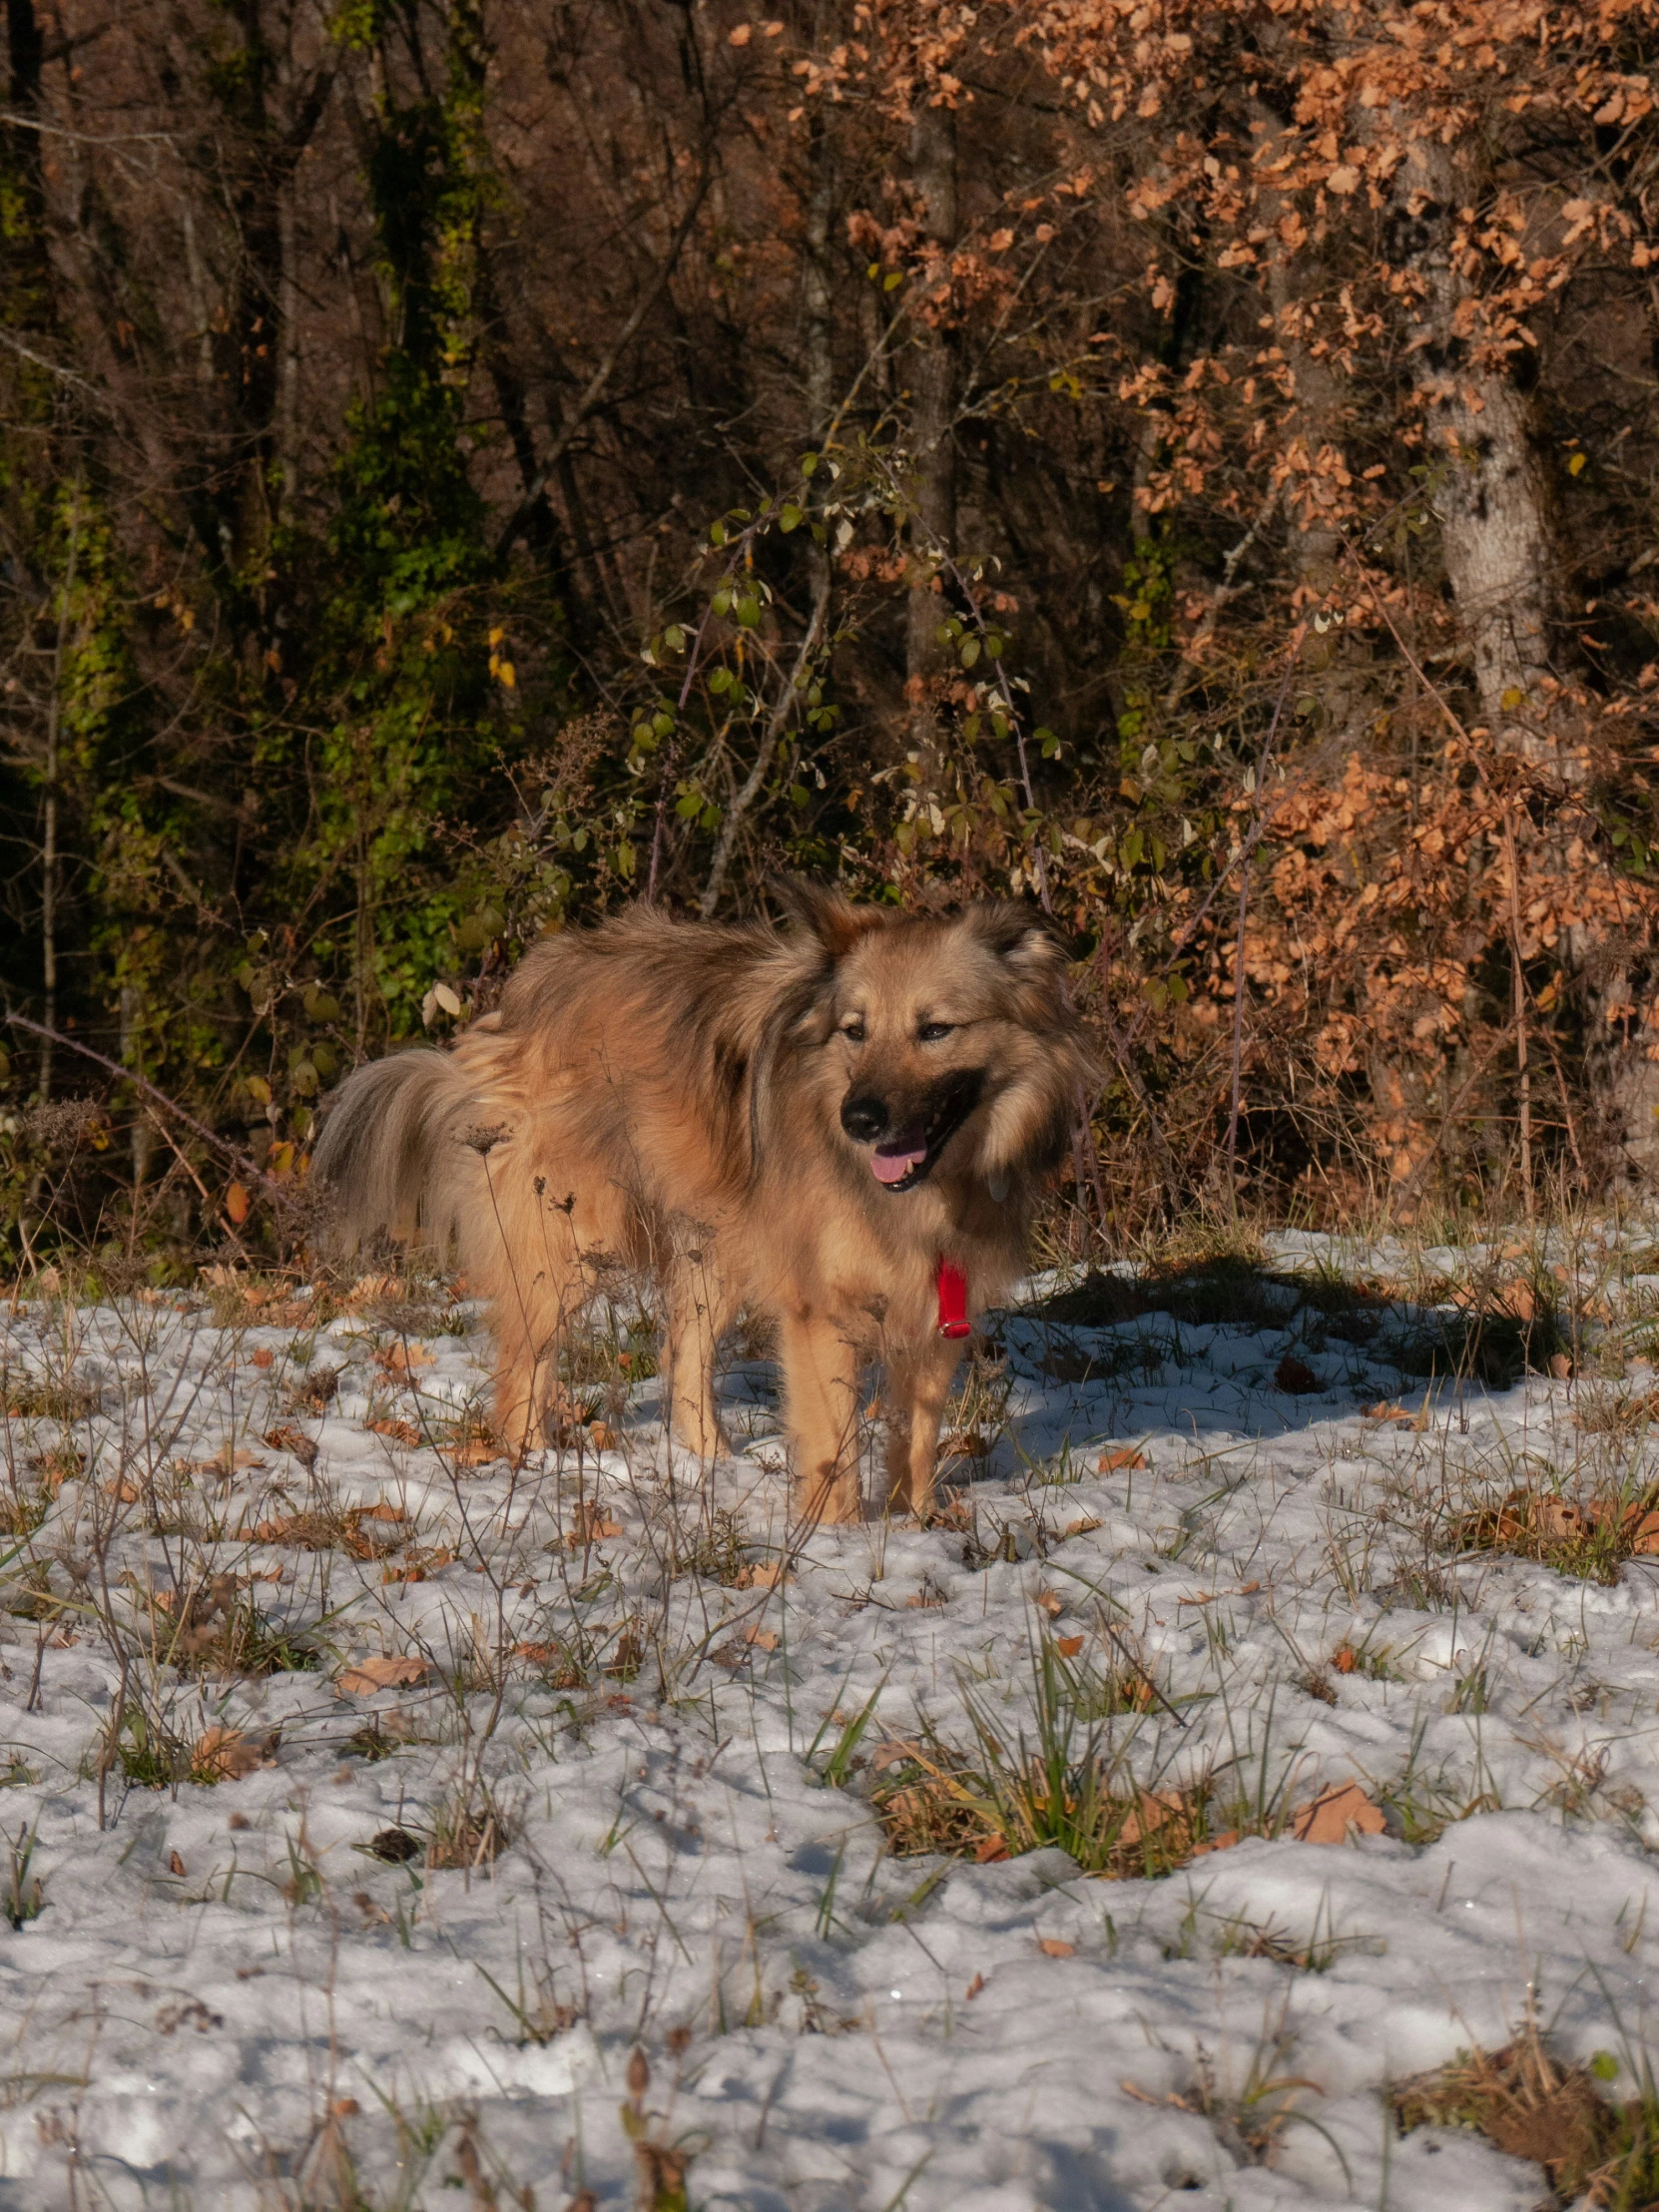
[700,574,832,918]
[494,157,718,560]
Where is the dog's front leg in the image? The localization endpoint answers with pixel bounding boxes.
[664,1268,731,1462]
[779,1309,861,1526]
[883,1336,965,1519]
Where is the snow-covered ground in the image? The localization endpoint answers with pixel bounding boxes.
[0,1231,1656,2209]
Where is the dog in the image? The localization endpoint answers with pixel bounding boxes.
[311,882,1090,1523]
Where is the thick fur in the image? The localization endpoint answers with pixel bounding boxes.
[311,886,1092,1523]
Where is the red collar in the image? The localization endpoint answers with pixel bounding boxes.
[936,1258,971,1340]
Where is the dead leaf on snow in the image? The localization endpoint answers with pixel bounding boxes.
[939,1430,989,1460]
[185,1442,267,1479]
[1291,1780,1386,1844]
[1190,1828,1242,1858]
[1056,1635,1085,1658]
[1098,1447,1146,1472]
[1115,1789,1187,1849]
[336,1654,432,1697]
[735,1560,794,1589]
[564,1500,622,1545]
[870,1739,922,1774]
[375,1343,434,1380]
[366,1416,420,1446]
[192,1726,275,1781]
[1036,1936,1075,1957]
[263,1423,318,1465]
[445,1433,499,1466]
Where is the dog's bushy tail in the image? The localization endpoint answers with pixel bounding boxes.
[310,1048,477,1252]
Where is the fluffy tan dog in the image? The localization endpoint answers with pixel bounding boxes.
[311,883,1089,1523]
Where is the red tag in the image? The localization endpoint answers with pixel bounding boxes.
[936,1258,971,1340]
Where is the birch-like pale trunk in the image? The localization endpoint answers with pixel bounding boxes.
[1397,134,1562,770]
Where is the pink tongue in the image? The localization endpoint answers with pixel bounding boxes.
[871,1130,927,1185]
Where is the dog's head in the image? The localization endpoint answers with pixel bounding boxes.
[771,881,1089,1195]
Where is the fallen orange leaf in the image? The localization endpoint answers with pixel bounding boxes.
[168,1849,188,1877]
[366,1417,420,1445]
[226,1182,250,1225]
[973,1833,1009,1863]
[1191,1829,1241,1857]
[871,1739,922,1773]
[1291,1780,1386,1845]
[250,1347,274,1371]
[1056,1634,1085,1658]
[736,1560,794,1589]
[1033,1588,1064,1617]
[376,1342,434,1380]
[1116,1789,1186,1849]
[744,1625,780,1652]
[965,1972,985,1999]
[193,1726,273,1781]
[446,1434,498,1466]
[1098,1447,1146,1472]
[564,1500,622,1545]
[1036,1936,1075,1957]
[336,1654,432,1697]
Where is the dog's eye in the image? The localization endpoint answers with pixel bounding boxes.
[917,1021,954,1043]
[840,1018,865,1043]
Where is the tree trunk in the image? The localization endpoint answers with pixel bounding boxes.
[904,97,956,762]
[1396,134,1562,768]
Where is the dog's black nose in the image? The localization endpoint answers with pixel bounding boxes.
[840,1094,887,1142]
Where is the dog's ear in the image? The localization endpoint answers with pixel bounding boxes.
[964,900,1076,979]
[770,875,886,960]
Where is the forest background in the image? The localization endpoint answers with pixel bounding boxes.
[6,0,1659,1264]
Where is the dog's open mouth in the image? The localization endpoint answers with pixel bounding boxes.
[866,1078,983,1193]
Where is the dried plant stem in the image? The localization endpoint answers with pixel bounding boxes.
[1503,806,1534,1216]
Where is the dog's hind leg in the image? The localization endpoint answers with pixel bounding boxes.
[779,1308,862,1526]
[470,1163,595,1458]
[882,1337,965,1520]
